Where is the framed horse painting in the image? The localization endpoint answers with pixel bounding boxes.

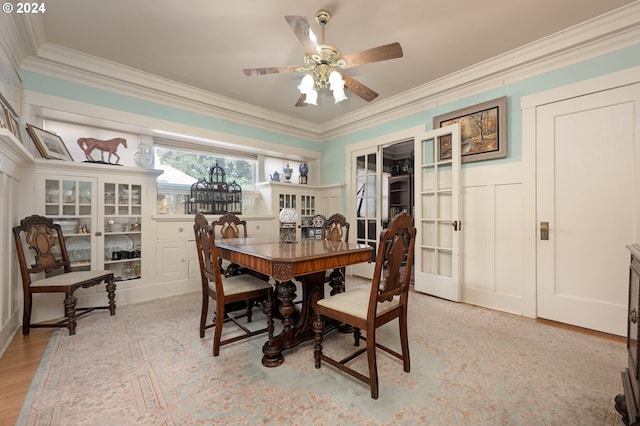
[26,124,73,161]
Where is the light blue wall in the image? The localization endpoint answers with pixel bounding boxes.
[20,42,640,184]
[320,43,640,185]
[21,71,320,152]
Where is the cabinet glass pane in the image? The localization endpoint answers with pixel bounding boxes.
[43,178,93,275]
[104,181,142,281]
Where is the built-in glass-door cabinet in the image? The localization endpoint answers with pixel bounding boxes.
[277,191,317,240]
[44,177,94,274]
[41,173,148,282]
[103,182,142,281]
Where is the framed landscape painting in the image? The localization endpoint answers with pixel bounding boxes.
[433,96,507,163]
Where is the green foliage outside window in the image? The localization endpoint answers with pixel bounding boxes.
[155,147,255,189]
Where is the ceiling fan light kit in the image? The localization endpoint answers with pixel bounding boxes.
[242,9,403,107]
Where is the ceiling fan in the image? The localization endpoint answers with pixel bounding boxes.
[242,10,403,106]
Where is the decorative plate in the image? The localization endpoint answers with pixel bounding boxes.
[279,208,298,224]
[105,235,134,254]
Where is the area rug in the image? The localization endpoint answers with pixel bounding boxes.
[18,289,626,425]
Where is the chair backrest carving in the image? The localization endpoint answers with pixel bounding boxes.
[322,213,350,242]
[13,215,71,286]
[369,211,415,313]
[193,213,224,294]
[212,213,247,239]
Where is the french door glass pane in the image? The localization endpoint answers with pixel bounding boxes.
[355,153,378,259]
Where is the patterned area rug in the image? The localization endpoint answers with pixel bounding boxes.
[19,289,626,425]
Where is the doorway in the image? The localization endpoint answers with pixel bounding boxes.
[536,82,640,336]
[348,137,415,280]
[348,124,463,303]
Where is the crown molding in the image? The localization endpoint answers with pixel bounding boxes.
[13,2,640,142]
[21,43,325,142]
[319,1,640,139]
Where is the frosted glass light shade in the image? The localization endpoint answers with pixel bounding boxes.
[298,75,318,105]
[329,71,347,103]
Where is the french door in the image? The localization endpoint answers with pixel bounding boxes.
[351,146,381,279]
[413,124,462,301]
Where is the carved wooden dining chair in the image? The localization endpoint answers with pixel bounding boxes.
[312,211,415,399]
[211,212,271,320]
[321,213,351,295]
[193,213,273,356]
[13,215,116,336]
[211,212,247,277]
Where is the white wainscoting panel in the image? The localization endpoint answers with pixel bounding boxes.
[460,164,528,315]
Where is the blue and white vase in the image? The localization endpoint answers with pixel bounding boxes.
[283,163,293,183]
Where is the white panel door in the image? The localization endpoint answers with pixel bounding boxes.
[414,123,462,301]
[537,83,640,335]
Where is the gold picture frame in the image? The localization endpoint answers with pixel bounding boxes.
[0,104,9,130]
[0,41,22,117]
[8,111,22,143]
[433,96,507,163]
[26,124,73,161]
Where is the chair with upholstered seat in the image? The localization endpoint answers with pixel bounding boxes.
[194,213,274,356]
[312,211,415,399]
[321,213,350,295]
[13,214,116,336]
[211,212,270,321]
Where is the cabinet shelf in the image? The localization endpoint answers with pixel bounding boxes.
[114,275,141,282]
[104,231,141,236]
[105,258,141,265]
[387,174,413,219]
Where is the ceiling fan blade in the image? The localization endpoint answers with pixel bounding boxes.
[341,74,379,102]
[285,15,320,55]
[295,94,308,107]
[242,66,301,77]
[343,42,403,68]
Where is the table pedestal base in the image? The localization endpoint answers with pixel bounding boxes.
[262,271,341,367]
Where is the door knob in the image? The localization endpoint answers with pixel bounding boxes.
[540,222,549,240]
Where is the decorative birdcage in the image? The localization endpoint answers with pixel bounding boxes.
[188,163,243,214]
[226,181,242,214]
[209,162,226,187]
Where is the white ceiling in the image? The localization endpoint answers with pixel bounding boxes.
[23,0,636,125]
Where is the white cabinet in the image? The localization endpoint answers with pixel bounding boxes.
[156,240,190,282]
[1,129,34,355]
[155,221,200,283]
[256,182,345,241]
[28,161,161,284]
[244,217,277,236]
[154,215,276,284]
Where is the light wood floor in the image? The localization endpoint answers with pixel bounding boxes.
[0,309,625,424]
[0,329,54,425]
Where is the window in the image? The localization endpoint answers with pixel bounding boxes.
[154,143,257,215]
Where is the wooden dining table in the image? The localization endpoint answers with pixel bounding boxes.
[214,236,373,367]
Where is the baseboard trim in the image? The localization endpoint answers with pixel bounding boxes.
[0,308,20,359]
